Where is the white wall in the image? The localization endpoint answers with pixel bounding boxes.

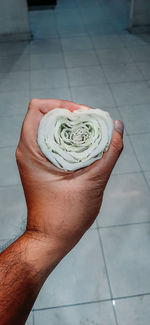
[129,0,150,32]
[0,0,31,41]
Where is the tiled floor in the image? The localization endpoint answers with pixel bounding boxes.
[0,0,150,324]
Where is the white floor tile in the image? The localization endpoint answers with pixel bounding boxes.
[25,312,34,325]
[57,20,86,38]
[91,34,124,49]
[30,69,68,89]
[103,63,144,83]
[118,104,150,134]
[30,53,65,70]
[130,133,150,171]
[144,171,150,188]
[0,42,30,57]
[0,185,26,240]
[34,301,116,325]
[0,71,29,92]
[71,84,116,108]
[34,229,110,309]
[115,295,150,325]
[97,173,150,226]
[0,90,29,116]
[0,55,30,73]
[64,50,99,68]
[0,116,23,147]
[97,48,133,64]
[67,66,106,86]
[112,135,141,174]
[119,33,150,48]
[0,147,20,186]
[30,39,63,55]
[61,36,93,52]
[101,223,150,296]
[110,81,150,106]
[128,46,150,62]
[137,62,150,79]
[30,88,72,101]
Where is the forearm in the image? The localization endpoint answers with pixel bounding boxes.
[0,230,64,325]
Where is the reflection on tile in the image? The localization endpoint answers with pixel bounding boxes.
[30,53,65,70]
[30,13,58,39]
[110,81,150,105]
[67,66,106,86]
[130,133,150,171]
[71,84,116,108]
[77,0,101,9]
[115,295,150,325]
[0,116,23,147]
[0,147,20,186]
[0,55,29,73]
[88,23,116,36]
[0,185,26,240]
[30,39,62,55]
[103,63,143,83]
[61,36,93,51]
[119,33,150,48]
[34,301,116,325]
[0,90,29,116]
[0,71,29,92]
[0,42,30,57]
[97,48,133,64]
[144,171,150,188]
[30,69,68,89]
[56,0,77,9]
[30,88,72,101]
[128,46,150,62]
[101,223,150,296]
[34,229,110,309]
[97,173,150,226]
[112,136,140,175]
[57,20,86,38]
[64,50,99,68]
[91,34,124,49]
[101,107,122,121]
[118,104,150,134]
[137,62,150,79]
[25,312,34,325]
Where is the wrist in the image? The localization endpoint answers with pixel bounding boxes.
[22,230,66,278]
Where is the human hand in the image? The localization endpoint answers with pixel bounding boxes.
[16,99,124,256]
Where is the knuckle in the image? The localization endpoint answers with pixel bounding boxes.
[28,98,39,110]
[15,146,23,162]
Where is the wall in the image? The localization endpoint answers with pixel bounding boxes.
[0,0,31,41]
[129,0,150,32]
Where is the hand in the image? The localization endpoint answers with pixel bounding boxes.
[16,99,124,256]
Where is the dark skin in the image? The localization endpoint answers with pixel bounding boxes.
[0,99,124,325]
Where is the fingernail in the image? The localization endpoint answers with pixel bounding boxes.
[114,120,124,137]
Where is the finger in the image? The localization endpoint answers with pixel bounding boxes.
[28,98,84,114]
[19,99,88,146]
[88,120,124,177]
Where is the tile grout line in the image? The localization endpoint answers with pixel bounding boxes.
[113,37,150,193]
[97,220,150,229]
[91,34,150,194]
[96,228,119,325]
[127,134,150,192]
[33,291,150,312]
